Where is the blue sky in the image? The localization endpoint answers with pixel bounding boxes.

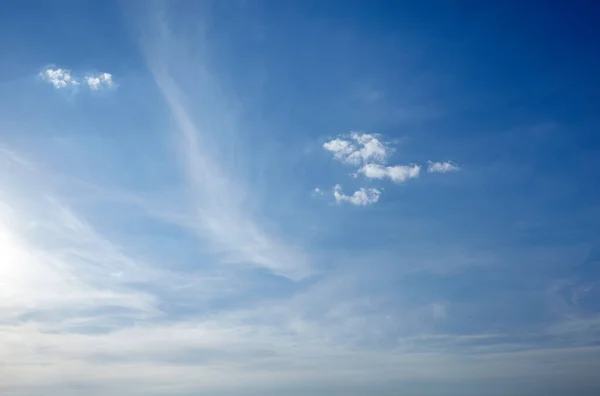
[1,1,600,395]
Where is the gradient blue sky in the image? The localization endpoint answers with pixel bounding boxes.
[1,1,600,395]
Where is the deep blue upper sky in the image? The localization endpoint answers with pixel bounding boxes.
[1,1,599,395]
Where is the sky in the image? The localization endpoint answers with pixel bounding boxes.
[1,1,600,395]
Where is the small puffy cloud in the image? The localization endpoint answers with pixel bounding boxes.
[358,163,420,183]
[40,67,116,93]
[323,132,391,165]
[333,184,381,206]
[427,161,459,173]
[321,133,457,207]
[40,67,79,88]
[312,187,324,196]
[85,72,114,90]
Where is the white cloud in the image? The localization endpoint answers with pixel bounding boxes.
[323,134,418,206]
[358,163,421,183]
[4,6,598,395]
[1,133,598,396]
[85,72,114,90]
[40,67,79,88]
[313,187,323,196]
[428,161,460,173]
[40,67,116,92]
[323,138,356,162]
[323,134,458,184]
[333,184,381,206]
[3,318,600,396]
[323,132,391,165]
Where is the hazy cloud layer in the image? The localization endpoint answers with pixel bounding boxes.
[2,1,599,395]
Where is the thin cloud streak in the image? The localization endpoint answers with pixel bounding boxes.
[3,312,600,396]
[0,195,157,323]
[2,149,599,394]
[0,149,228,324]
[141,10,311,280]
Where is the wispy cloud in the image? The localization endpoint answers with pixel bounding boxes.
[40,67,79,88]
[0,173,158,326]
[141,12,311,281]
[6,1,598,394]
[428,161,460,173]
[3,253,600,395]
[0,146,34,169]
[333,184,381,206]
[1,143,598,396]
[0,146,235,327]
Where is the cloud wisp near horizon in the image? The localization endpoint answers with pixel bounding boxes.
[1,1,600,395]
